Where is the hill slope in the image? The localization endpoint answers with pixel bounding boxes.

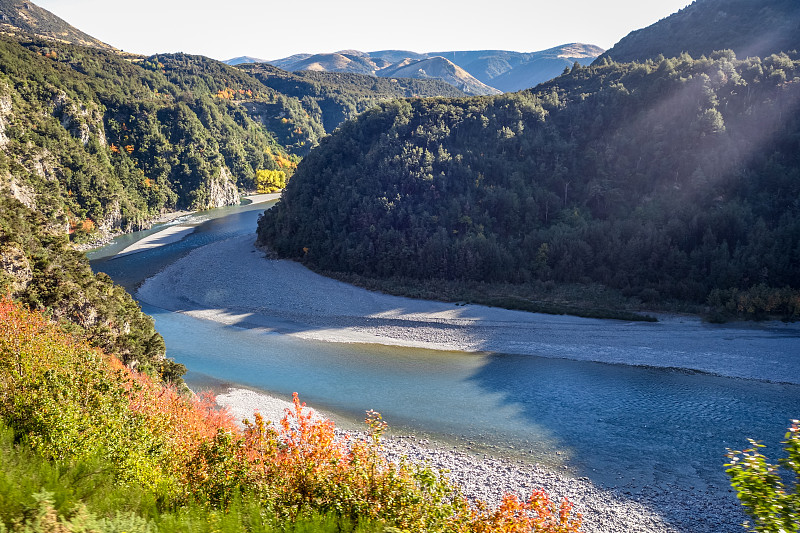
[257,53,800,318]
[239,63,466,133]
[0,0,114,50]
[596,0,800,64]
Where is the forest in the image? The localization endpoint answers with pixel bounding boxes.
[239,63,465,134]
[597,0,800,65]
[0,36,309,237]
[258,51,800,320]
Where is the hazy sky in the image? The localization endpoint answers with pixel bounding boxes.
[36,0,693,61]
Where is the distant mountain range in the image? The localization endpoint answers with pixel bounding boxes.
[227,44,605,94]
[0,0,115,50]
[596,0,800,64]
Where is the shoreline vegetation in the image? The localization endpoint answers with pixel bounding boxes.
[0,298,585,532]
[315,270,661,322]
[214,387,746,533]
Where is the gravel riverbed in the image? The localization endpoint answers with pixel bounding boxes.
[131,232,799,532]
[216,388,747,533]
[138,234,800,385]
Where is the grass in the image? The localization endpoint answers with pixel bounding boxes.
[0,424,380,533]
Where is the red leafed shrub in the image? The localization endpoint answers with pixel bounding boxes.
[0,296,583,531]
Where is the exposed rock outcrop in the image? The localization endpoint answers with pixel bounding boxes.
[0,244,32,293]
[205,166,240,209]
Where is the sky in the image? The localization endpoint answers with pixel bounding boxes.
[35,0,694,61]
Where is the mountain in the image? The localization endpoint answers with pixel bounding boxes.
[596,0,800,64]
[0,0,115,50]
[265,51,497,96]
[257,53,800,320]
[0,1,469,234]
[378,56,501,96]
[430,44,604,92]
[258,44,604,94]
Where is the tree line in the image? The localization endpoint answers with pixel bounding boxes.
[259,51,800,319]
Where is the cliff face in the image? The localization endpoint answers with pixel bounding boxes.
[206,166,240,209]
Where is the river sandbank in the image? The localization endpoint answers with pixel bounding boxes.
[131,229,797,532]
[137,233,800,385]
[215,387,746,533]
[113,194,281,257]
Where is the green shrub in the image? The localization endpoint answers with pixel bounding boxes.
[726,420,800,532]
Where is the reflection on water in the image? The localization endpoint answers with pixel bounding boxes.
[93,201,800,496]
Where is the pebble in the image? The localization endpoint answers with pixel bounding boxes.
[217,388,748,533]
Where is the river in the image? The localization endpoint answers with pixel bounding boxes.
[89,199,800,524]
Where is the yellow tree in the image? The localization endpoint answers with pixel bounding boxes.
[255,169,287,193]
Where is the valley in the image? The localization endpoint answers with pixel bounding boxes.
[92,198,799,532]
[1,0,799,531]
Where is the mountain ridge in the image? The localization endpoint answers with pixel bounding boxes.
[0,0,115,50]
[229,43,604,93]
[264,51,499,96]
[596,0,800,64]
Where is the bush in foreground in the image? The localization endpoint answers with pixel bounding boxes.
[0,297,582,532]
[726,420,800,532]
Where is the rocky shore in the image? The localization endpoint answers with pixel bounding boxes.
[137,233,800,385]
[130,229,797,532]
[216,388,747,533]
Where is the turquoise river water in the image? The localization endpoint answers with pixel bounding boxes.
[89,200,800,500]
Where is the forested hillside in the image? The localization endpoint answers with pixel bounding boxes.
[596,0,800,65]
[258,52,800,319]
[0,35,302,241]
[0,32,470,241]
[0,196,182,382]
[240,63,466,133]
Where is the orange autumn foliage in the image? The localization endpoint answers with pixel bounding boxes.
[274,154,296,170]
[472,491,582,533]
[0,297,583,531]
